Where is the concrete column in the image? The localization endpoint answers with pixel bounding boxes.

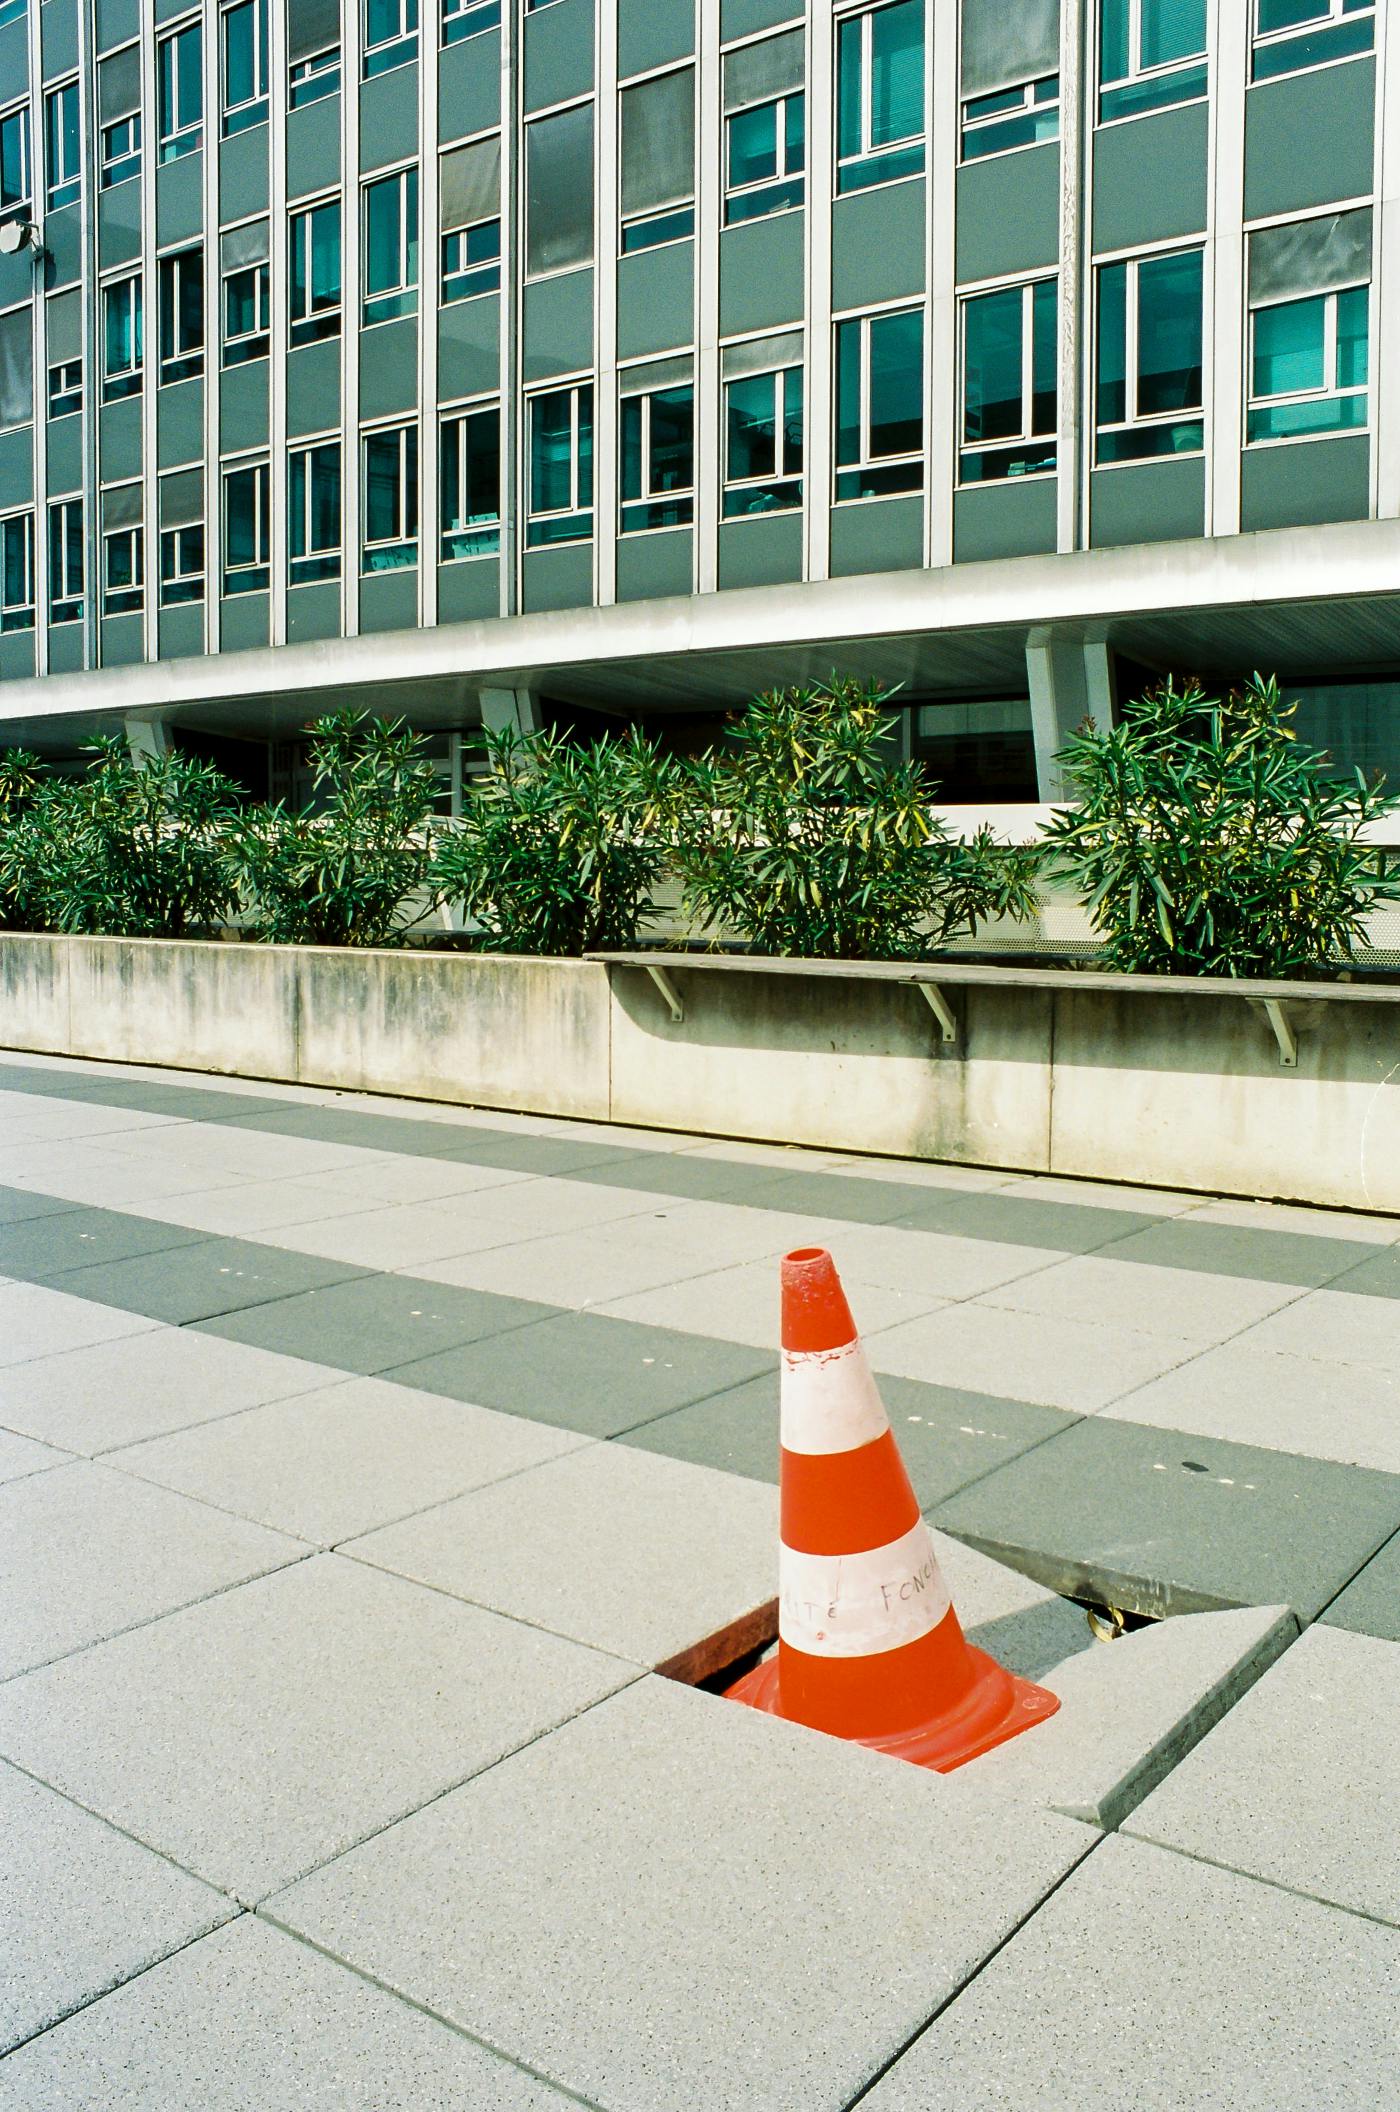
[479,686,542,738]
[123,714,171,762]
[1025,637,1112,799]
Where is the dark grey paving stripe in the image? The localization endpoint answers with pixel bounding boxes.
[0,1203,207,1277]
[1318,1526,1400,1640]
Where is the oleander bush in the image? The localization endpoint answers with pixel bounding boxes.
[1044,673,1400,977]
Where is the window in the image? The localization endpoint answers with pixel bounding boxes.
[159,248,205,384]
[45,83,80,210]
[959,0,1060,159]
[223,0,270,135]
[441,136,501,302]
[102,504,144,616]
[1247,209,1372,441]
[443,0,499,46]
[526,383,593,545]
[289,441,341,582]
[48,498,84,623]
[0,303,31,430]
[364,168,418,325]
[223,262,270,365]
[0,511,34,633]
[440,404,500,558]
[960,278,1057,481]
[723,348,803,516]
[47,358,81,420]
[1099,0,1207,123]
[157,25,203,163]
[0,0,25,30]
[103,276,143,401]
[224,461,270,593]
[290,199,341,344]
[290,48,341,105]
[160,523,205,604]
[365,0,418,78]
[620,67,695,252]
[620,378,694,533]
[836,1,924,194]
[363,424,418,569]
[525,104,594,278]
[2,101,31,213]
[724,32,805,224]
[1096,247,1204,461]
[1253,0,1374,80]
[962,78,1058,159]
[101,112,142,189]
[834,306,924,499]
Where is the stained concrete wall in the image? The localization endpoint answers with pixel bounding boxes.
[4,935,1400,1213]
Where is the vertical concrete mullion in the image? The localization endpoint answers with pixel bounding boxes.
[1207,0,1246,542]
[268,0,288,641]
[805,0,833,583]
[202,0,220,653]
[420,25,439,627]
[1372,0,1399,518]
[500,2,519,617]
[78,0,99,668]
[1078,0,1099,550]
[341,0,361,633]
[926,0,956,570]
[694,15,719,599]
[139,0,157,661]
[29,0,47,667]
[1056,0,1086,553]
[595,2,618,606]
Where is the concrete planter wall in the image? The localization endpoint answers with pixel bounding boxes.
[4,932,1400,1213]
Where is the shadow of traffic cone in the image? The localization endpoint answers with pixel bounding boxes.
[727,1246,1059,1772]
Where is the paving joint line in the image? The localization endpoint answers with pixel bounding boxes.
[1114,1834,1400,1935]
[0,1912,249,2067]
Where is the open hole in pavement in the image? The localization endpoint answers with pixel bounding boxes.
[655,1599,778,1691]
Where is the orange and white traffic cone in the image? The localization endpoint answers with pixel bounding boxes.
[727,1246,1059,1771]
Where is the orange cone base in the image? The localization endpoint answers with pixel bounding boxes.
[726,1645,1059,1774]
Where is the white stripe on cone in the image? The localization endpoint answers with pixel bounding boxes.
[781,1338,889,1457]
[779,1520,953,1658]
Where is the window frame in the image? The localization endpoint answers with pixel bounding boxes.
[157,21,204,165]
[222,258,270,366]
[1098,0,1208,126]
[44,79,81,211]
[289,46,341,107]
[101,517,144,615]
[957,273,1059,485]
[1246,279,1370,445]
[159,520,206,605]
[722,362,804,517]
[832,302,926,502]
[1251,0,1374,82]
[222,0,270,137]
[835,0,926,197]
[158,246,205,386]
[1094,243,1206,464]
[1,98,32,216]
[101,274,143,402]
[619,380,695,535]
[619,64,697,254]
[439,399,502,560]
[289,196,342,345]
[361,421,420,571]
[362,165,419,327]
[364,0,419,80]
[724,90,806,225]
[0,508,35,634]
[100,108,142,190]
[960,75,1060,163]
[441,214,501,303]
[223,458,271,595]
[288,438,343,584]
[47,357,82,421]
[48,496,84,623]
[525,380,594,547]
[442,0,500,48]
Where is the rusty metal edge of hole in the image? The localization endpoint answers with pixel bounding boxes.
[655,1599,778,1693]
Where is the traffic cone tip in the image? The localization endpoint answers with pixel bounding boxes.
[781,1245,857,1355]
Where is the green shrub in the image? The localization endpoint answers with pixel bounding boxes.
[670,676,1039,960]
[1043,674,1400,977]
[233,712,441,947]
[432,724,674,955]
[0,738,240,938]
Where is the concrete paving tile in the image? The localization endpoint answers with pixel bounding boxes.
[889,1188,1161,1252]
[860,1835,1400,2112]
[972,1603,1296,1829]
[265,1199,551,1272]
[812,1221,1066,1300]
[268,1675,1092,2112]
[113,1378,587,1546]
[621,1368,1074,1508]
[594,1257,944,1346]
[932,1526,1093,1681]
[935,1415,1400,1620]
[0,1141,254,1206]
[981,1252,1304,1347]
[0,1554,634,1901]
[995,1172,1200,1215]
[0,1915,576,2110]
[1234,1280,1400,1371]
[33,1237,369,1326]
[0,1204,206,1279]
[1322,1526,1400,1640]
[230,1107,483,1155]
[414,1224,728,1307]
[1126,1625,1400,1926]
[571,1148,786,1204]
[868,1301,1198,1411]
[1188,1194,1400,1245]
[134,1178,378,1238]
[1092,1213,1372,1288]
[0,1327,345,1454]
[0,1187,81,1226]
[0,1281,160,1366]
[95,1124,365,1179]
[197,1272,546,1374]
[0,1760,234,2057]
[786,1151,1016,1194]
[438,1130,648,1177]
[737,1166,947,1223]
[383,1309,772,1434]
[0,1428,71,1483]
[0,1096,177,1143]
[1104,1339,1400,1472]
[0,1460,305,1679]
[347,1442,777,1666]
[446,1174,682,1235]
[280,1152,531,1207]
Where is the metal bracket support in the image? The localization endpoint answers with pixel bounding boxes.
[1262,998,1297,1068]
[646,964,685,1024]
[916,981,958,1044]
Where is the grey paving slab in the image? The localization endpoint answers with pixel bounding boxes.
[0,1915,575,2110]
[595,1257,945,1347]
[934,1526,1093,1681]
[868,1300,1198,1412]
[437,1130,649,1177]
[347,1441,777,1666]
[809,1220,1064,1300]
[0,1188,80,1227]
[268,1675,1092,2112]
[0,1428,71,1484]
[1322,1526,1400,1640]
[0,1326,345,1454]
[256,1199,548,1272]
[982,1251,1305,1347]
[383,1308,772,1435]
[1093,1212,1373,1288]
[738,1166,950,1223]
[1322,1244,1400,1301]
[860,1835,1400,2112]
[32,1237,369,1326]
[1104,1338,1400,1472]
[0,1203,206,1278]
[972,1603,1296,1829]
[0,1759,234,2057]
[225,1106,493,1156]
[1191,1194,1400,1245]
[0,1554,633,1902]
[196,1272,546,1374]
[285,1152,530,1206]
[113,1378,588,1546]
[415,1224,734,1308]
[888,1187,1161,1252]
[0,1282,159,1366]
[622,1368,1074,1508]
[571,1148,786,1204]
[1234,1280,1400,1372]
[1126,1625,1400,1926]
[136,1177,380,1239]
[0,1460,306,1680]
[935,1415,1400,1620]
[0,1140,253,1207]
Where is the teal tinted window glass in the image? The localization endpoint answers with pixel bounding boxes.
[1096,261,1127,425]
[619,396,643,502]
[964,287,1023,443]
[870,0,923,146]
[105,280,141,376]
[834,319,863,465]
[1100,0,1131,77]
[1141,0,1207,69]
[1137,248,1202,414]
[836,17,864,159]
[225,0,261,109]
[578,390,593,507]
[727,372,776,480]
[651,388,692,492]
[868,308,922,457]
[786,93,805,168]
[1,107,26,210]
[441,408,500,532]
[1031,277,1057,431]
[1253,294,1326,398]
[364,427,416,542]
[365,170,416,295]
[531,390,576,513]
[729,102,777,188]
[1337,284,1368,388]
[1258,0,1331,29]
